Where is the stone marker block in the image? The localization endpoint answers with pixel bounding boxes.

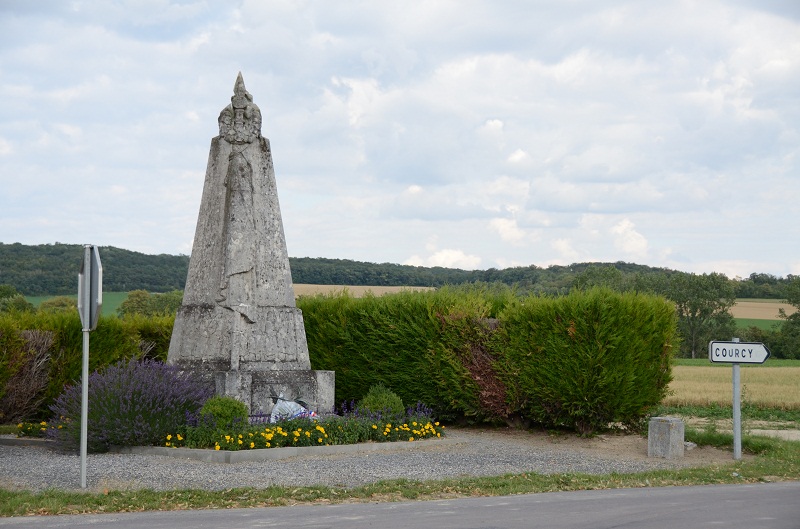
[648,416,684,459]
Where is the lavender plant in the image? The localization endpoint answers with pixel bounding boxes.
[47,358,213,453]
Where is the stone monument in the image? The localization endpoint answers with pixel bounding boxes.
[167,73,334,416]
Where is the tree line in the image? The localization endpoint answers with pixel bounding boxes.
[1,242,796,298]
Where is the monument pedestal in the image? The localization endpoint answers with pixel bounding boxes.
[216,369,335,415]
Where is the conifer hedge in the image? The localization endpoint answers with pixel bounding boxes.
[0,312,174,421]
[300,286,678,433]
[2,287,677,434]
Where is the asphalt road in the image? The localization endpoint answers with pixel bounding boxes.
[2,482,799,529]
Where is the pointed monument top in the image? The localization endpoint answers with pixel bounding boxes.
[231,72,252,108]
[218,72,262,144]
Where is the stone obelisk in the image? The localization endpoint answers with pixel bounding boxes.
[168,73,334,415]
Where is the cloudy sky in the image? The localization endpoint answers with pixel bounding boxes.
[1,1,799,278]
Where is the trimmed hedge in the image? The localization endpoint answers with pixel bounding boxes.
[495,288,677,433]
[301,286,678,432]
[0,312,174,421]
[1,287,677,434]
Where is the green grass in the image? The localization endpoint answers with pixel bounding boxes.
[735,318,782,331]
[0,424,17,435]
[26,292,128,317]
[655,403,800,423]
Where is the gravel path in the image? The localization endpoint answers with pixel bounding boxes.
[0,428,706,493]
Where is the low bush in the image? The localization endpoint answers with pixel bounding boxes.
[357,384,405,418]
[47,359,213,453]
[199,395,249,429]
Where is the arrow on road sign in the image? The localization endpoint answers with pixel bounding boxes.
[708,341,770,364]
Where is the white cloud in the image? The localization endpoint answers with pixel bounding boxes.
[0,138,11,156]
[611,218,648,259]
[507,149,529,163]
[405,248,481,270]
[489,218,526,245]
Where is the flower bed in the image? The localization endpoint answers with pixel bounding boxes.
[165,413,444,451]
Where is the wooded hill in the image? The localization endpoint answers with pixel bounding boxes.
[0,242,794,298]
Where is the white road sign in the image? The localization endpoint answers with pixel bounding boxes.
[708,341,770,364]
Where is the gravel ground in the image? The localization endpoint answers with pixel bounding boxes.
[0,428,714,493]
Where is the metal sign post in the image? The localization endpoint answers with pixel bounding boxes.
[708,338,770,460]
[77,245,102,489]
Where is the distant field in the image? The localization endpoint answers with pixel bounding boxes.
[292,284,434,297]
[730,299,795,320]
[25,286,432,317]
[26,292,128,316]
[665,364,800,409]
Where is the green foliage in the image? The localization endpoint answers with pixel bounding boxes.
[7,286,679,435]
[0,311,175,420]
[0,243,189,296]
[0,294,34,313]
[200,395,249,429]
[496,288,677,434]
[572,265,626,291]
[639,272,736,358]
[117,290,183,317]
[38,296,77,313]
[302,287,677,434]
[358,384,405,417]
[0,284,21,299]
[300,286,508,421]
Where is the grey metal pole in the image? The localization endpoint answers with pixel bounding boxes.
[80,329,89,488]
[80,244,91,489]
[732,337,742,460]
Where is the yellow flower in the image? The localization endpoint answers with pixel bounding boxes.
[238,439,243,445]
[215,444,221,451]
[16,423,22,429]
[435,422,440,426]
[166,434,172,441]
[40,421,47,426]
[225,435,231,441]
[318,438,323,443]
[266,442,271,448]
[250,442,255,449]
[176,434,183,441]
[409,437,414,442]
[165,442,171,447]
[372,424,377,429]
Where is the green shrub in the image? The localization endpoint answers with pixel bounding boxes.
[0,311,175,421]
[496,288,677,434]
[358,384,405,417]
[200,395,249,429]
